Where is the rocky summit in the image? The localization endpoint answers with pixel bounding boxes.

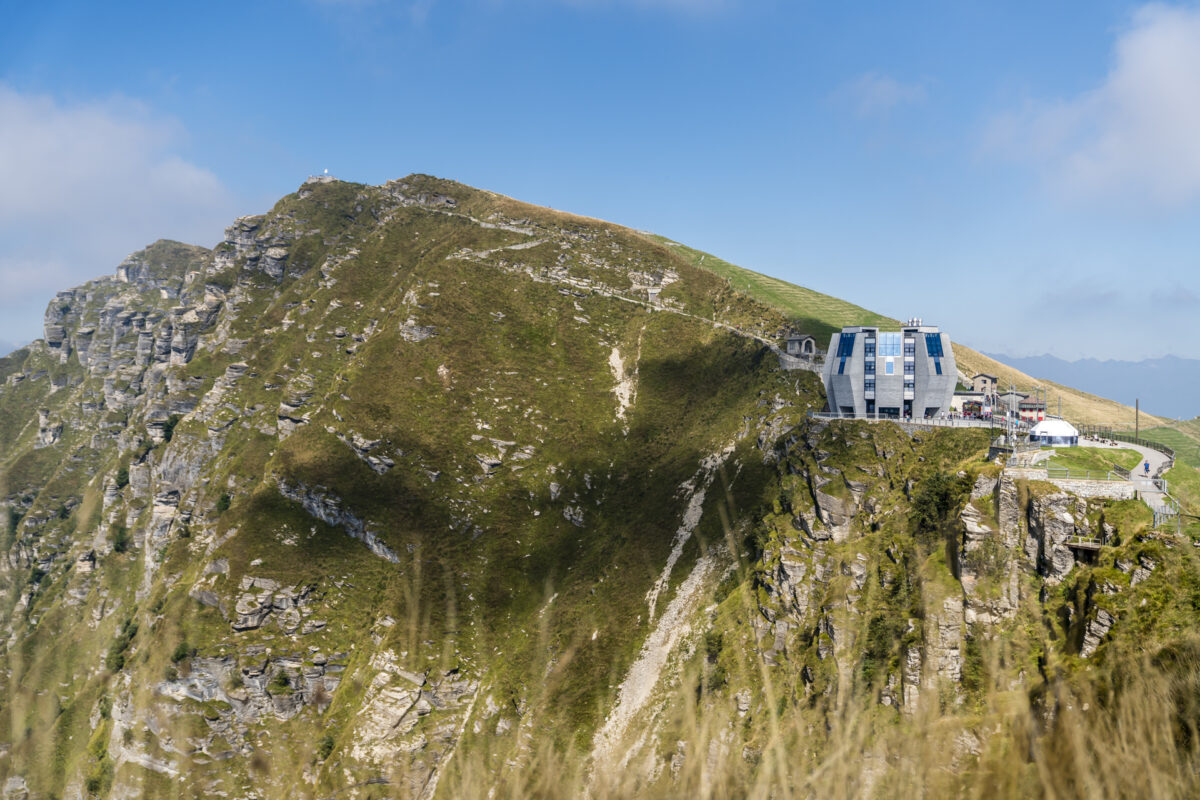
[2,175,1199,799]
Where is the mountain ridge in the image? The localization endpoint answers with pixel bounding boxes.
[0,174,1197,799]
[985,351,1200,421]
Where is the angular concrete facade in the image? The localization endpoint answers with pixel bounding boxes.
[822,322,956,418]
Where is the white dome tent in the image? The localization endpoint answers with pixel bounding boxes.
[1029,418,1079,447]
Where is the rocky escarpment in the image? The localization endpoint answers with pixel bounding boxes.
[742,418,1182,776]
[1,174,1194,800]
[0,175,829,798]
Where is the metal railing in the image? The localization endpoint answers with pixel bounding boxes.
[1065,533,1107,550]
[1079,426,1176,459]
[1045,467,1124,482]
[1149,496,1181,530]
[808,411,1023,430]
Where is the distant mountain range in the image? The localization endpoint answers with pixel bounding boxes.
[984,352,1200,421]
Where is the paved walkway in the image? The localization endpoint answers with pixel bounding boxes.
[1080,435,1175,516]
[1080,435,1172,477]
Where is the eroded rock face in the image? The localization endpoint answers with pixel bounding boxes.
[3,775,29,800]
[35,410,62,448]
[1026,491,1076,582]
[399,318,436,342]
[958,499,1019,625]
[812,487,856,542]
[348,650,477,793]
[902,642,922,714]
[995,476,1022,550]
[924,596,964,693]
[1080,608,1115,658]
[970,474,997,500]
[275,477,401,563]
[335,430,396,474]
[765,547,823,621]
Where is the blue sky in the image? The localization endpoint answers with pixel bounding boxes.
[3,0,1199,360]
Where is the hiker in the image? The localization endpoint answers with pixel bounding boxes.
[1144,461,1151,476]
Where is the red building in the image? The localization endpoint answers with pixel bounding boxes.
[1018,398,1046,423]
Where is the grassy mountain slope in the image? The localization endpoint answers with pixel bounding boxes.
[653,235,1163,427]
[1,175,1198,800]
[0,175,828,797]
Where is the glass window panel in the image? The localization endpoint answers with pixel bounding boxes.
[925,333,944,358]
[864,361,875,374]
[885,359,894,375]
[836,333,856,358]
[904,361,914,375]
[934,360,942,375]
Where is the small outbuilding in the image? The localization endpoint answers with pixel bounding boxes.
[785,333,817,358]
[972,373,998,394]
[1029,418,1079,447]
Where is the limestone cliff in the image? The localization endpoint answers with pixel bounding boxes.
[0,176,1197,800]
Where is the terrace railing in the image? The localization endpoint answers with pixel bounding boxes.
[1045,467,1124,482]
[1078,426,1176,460]
[808,411,1024,430]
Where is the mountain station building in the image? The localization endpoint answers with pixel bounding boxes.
[822,320,957,419]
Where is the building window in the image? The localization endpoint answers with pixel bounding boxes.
[864,379,875,392]
[879,333,901,356]
[864,342,875,357]
[885,359,894,375]
[934,359,942,375]
[904,380,915,391]
[925,334,944,358]
[903,340,916,356]
[904,361,914,375]
[838,358,847,375]
[864,360,875,374]
[836,333,856,358]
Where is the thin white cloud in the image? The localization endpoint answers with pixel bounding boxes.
[985,4,1200,208]
[839,72,927,118]
[0,85,236,347]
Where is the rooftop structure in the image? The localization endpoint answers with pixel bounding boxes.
[972,373,998,394]
[1018,397,1047,423]
[821,320,956,419]
[997,390,1027,413]
[1030,417,1079,446]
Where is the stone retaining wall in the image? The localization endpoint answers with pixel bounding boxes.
[777,352,821,373]
[1048,479,1137,500]
[1002,468,1137,500]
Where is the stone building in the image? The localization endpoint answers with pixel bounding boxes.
[822,319,957,419]
[785,333,817,358]
[972,373,998,394]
